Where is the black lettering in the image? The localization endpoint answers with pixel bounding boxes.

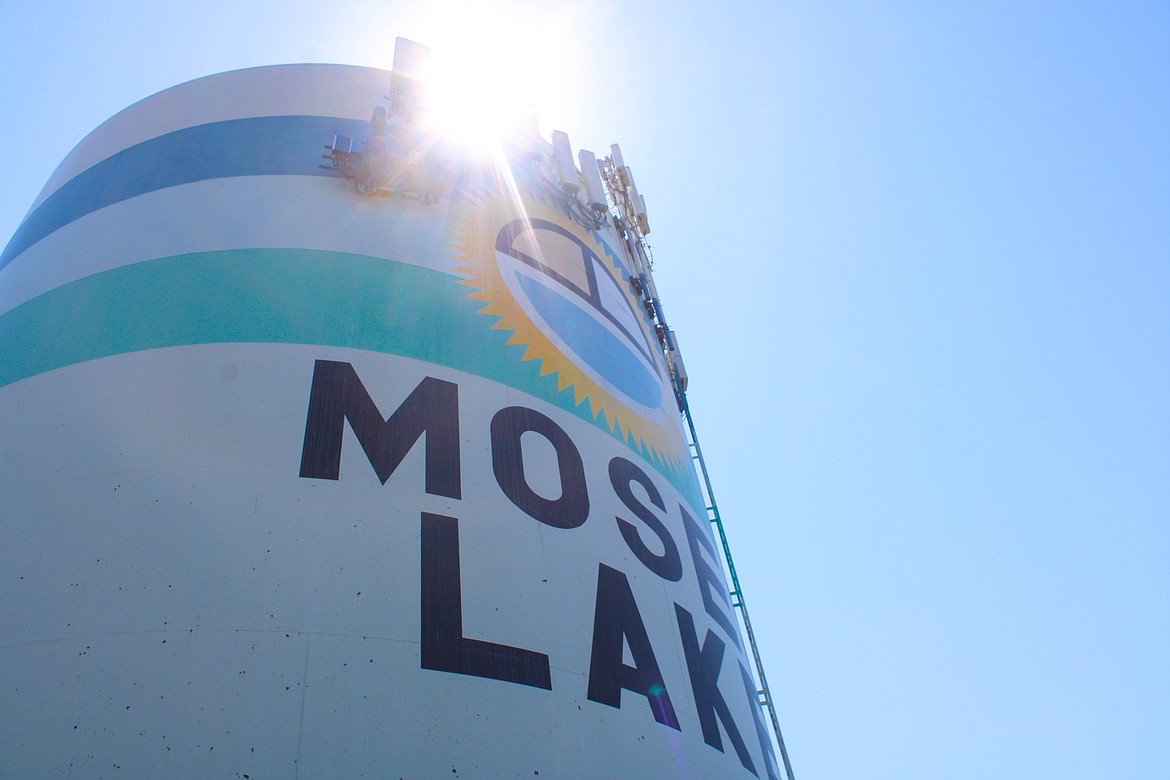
[420,512,552,689]
[681,505,742,649]
[490,406,588,529]
[299,360,460,499]
[740,663,781,780]
[609,457,682,581]
[675,603,756,776]
[586,564,680,730]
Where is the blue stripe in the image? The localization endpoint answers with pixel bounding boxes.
[515,272,663,409]
[0,115,371,268]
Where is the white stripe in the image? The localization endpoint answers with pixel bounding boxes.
[0,174,461,315]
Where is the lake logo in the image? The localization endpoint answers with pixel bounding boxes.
[450,186,677,459]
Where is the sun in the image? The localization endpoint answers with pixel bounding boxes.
[423,46,537,152]
[367,1,591,154]
[402,8,549,154]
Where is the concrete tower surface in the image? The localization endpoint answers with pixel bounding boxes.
[0,42,782,779]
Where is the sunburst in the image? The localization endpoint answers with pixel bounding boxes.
[448,183,685,469]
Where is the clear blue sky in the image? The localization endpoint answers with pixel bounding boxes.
[2,2,1167,778]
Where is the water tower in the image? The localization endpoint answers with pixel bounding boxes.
[0,38,790,779]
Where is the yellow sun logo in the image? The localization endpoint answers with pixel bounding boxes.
[449,183,685,468]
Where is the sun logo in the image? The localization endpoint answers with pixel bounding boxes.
[450,184,682,465]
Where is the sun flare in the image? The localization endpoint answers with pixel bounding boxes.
[415,14,549,153]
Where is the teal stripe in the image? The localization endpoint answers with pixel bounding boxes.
[0,249,704,508]
[0,249,539,392]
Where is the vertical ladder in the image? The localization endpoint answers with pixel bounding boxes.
[679,391,796,780]
[597,145,795,779]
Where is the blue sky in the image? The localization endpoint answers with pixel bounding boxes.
[2,2,1167,778]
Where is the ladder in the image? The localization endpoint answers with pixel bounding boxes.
[679,390,796,780]
[597,146,796,779]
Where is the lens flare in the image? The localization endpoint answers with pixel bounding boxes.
[419,13,544,153]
